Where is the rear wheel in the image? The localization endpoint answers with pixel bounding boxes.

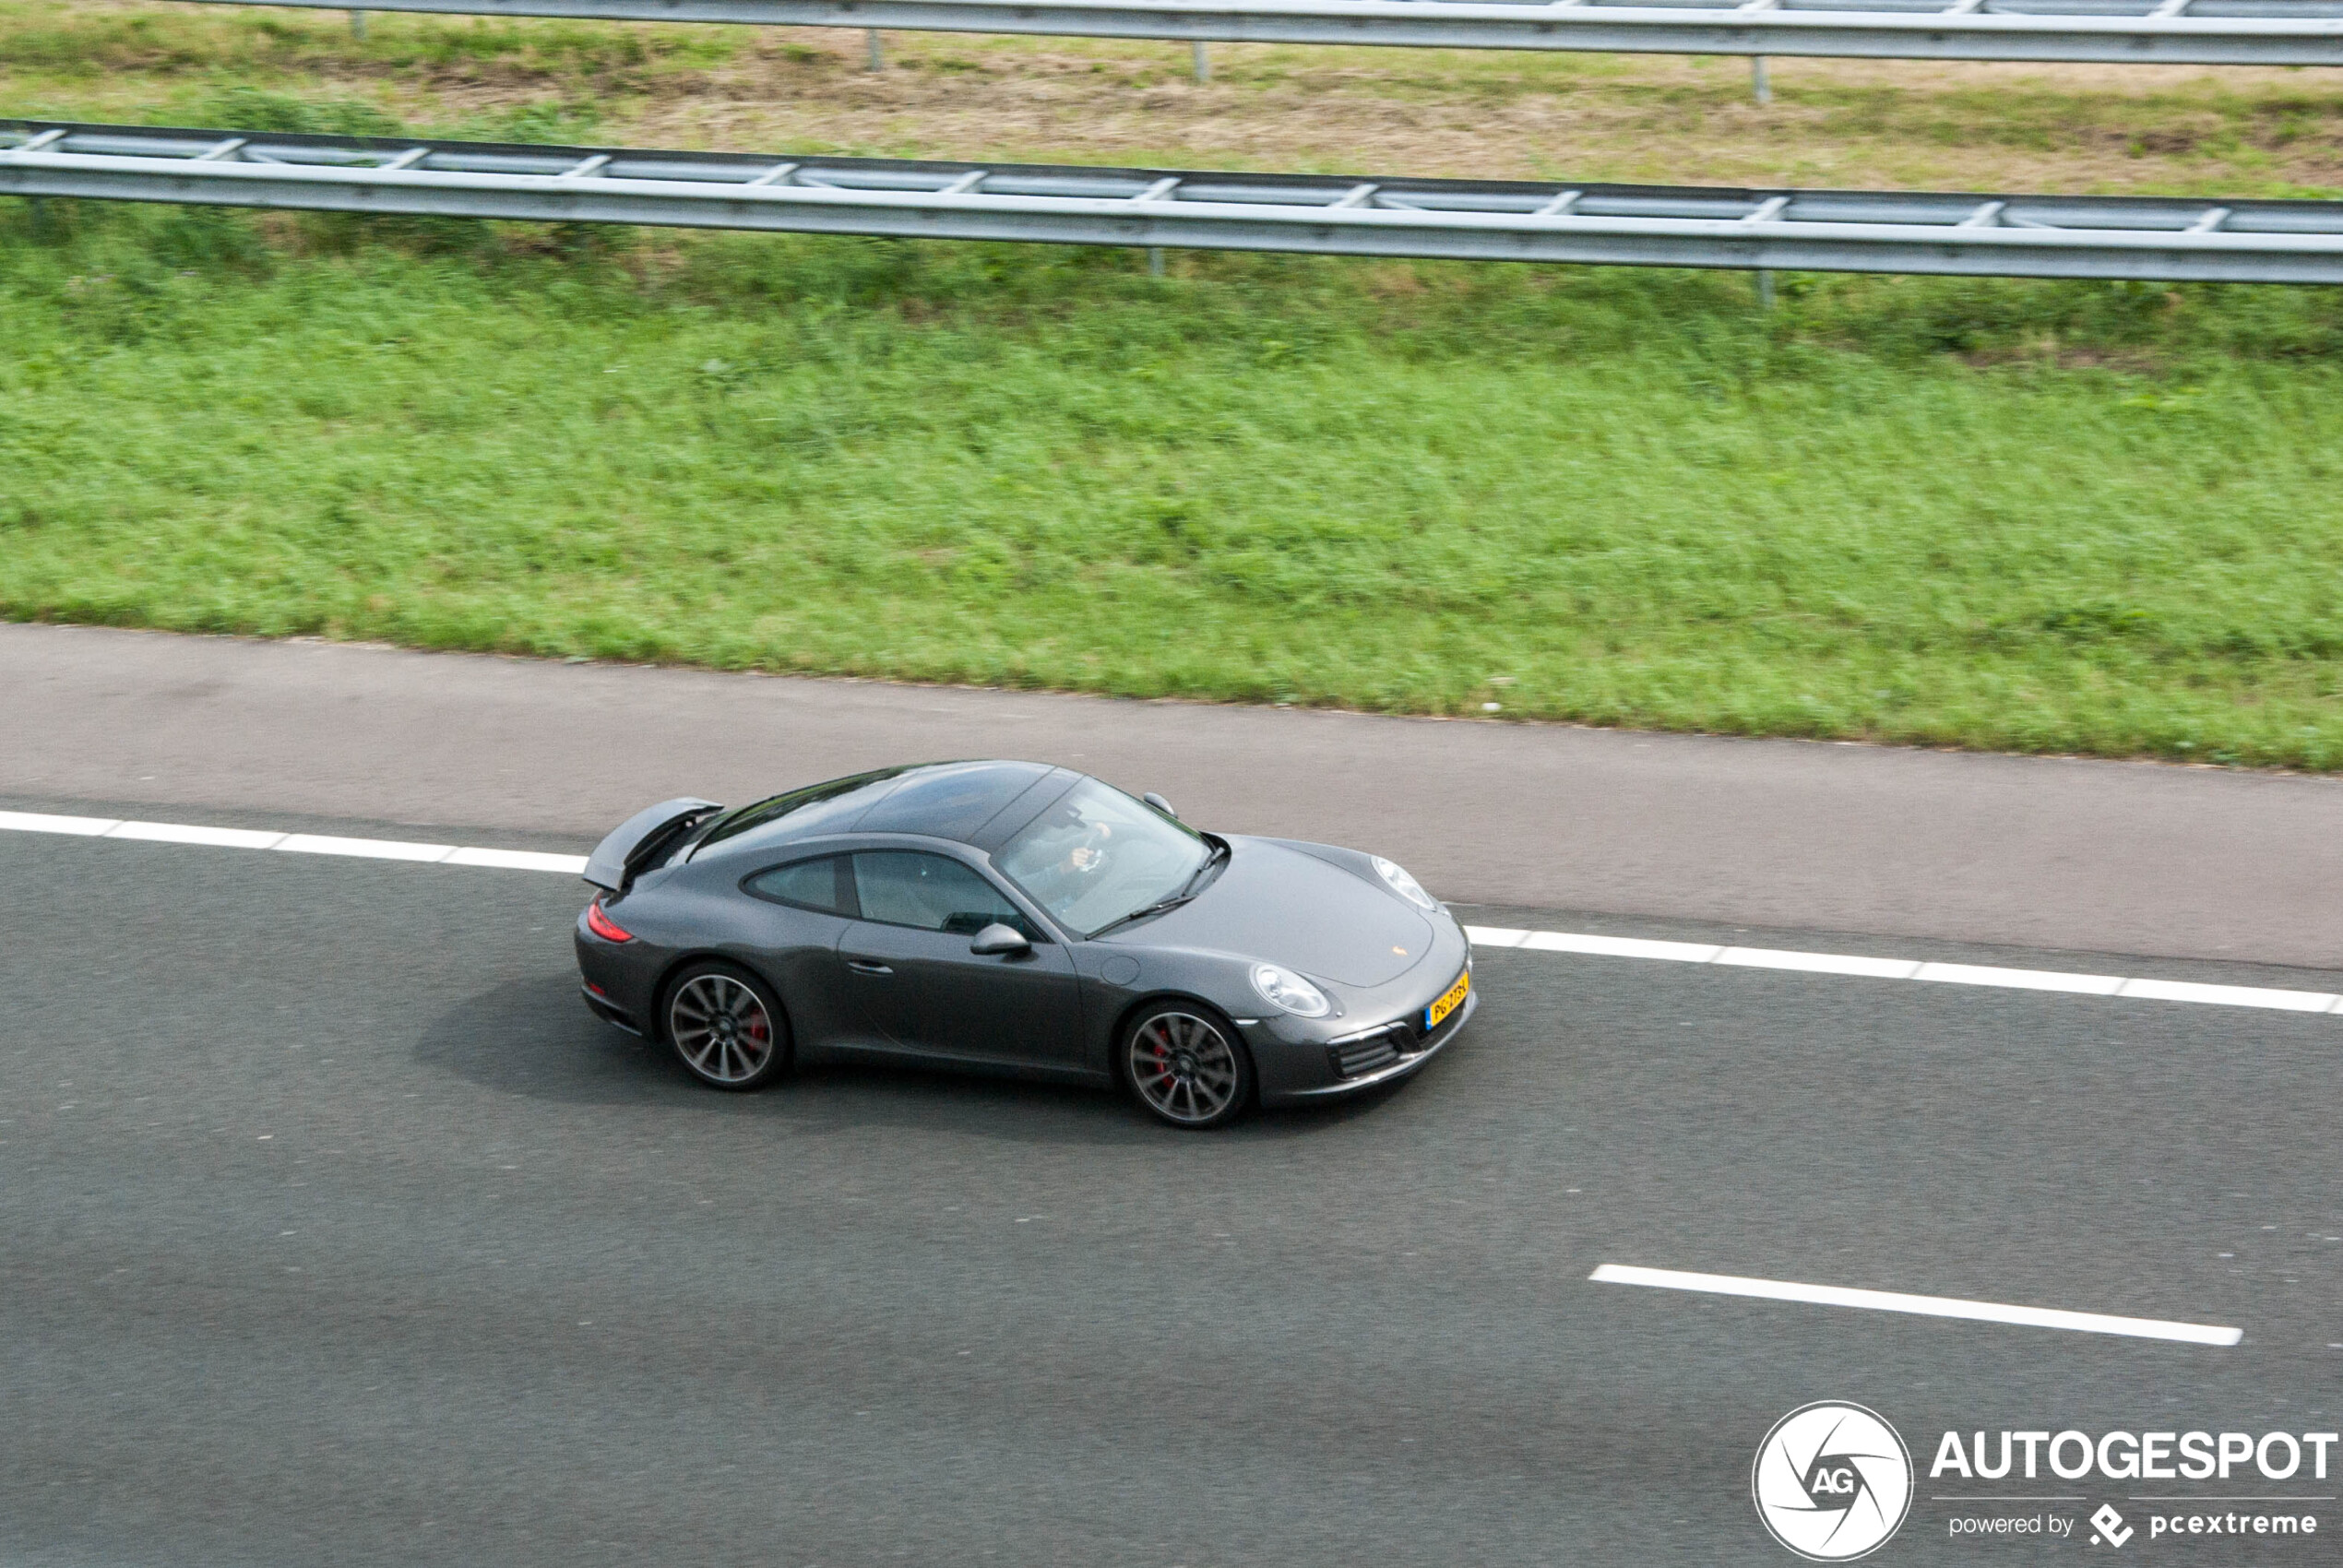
[1119,1005,1254,1130]
[662,961,791,1091]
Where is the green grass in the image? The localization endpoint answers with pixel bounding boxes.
[5,200,2342,767]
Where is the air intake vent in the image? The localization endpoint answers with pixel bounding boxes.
[1330,1029,1404,1079]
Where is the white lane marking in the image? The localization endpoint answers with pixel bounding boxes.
[2114,976,2337,1013]
[1911,960,2125,996]
[0,811,586,874]
[1467,925,2342,1017]
[0,811,2332,1016]
[108,821,286,849]
[277,834,458,862]
[1523,929,1721,963]
[1588,1264,2242,1347]
[1718,946,1921,980]
[444,847,591,873]
[0,809,121,836]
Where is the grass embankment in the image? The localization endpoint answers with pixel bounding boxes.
[6,197,2342,767]
[4,7,2341,766]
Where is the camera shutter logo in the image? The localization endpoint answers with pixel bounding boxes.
[1752,1402,1915,1561]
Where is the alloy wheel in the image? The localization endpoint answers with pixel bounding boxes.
[669,971,777,1086]
[1127,1009,1243,1126]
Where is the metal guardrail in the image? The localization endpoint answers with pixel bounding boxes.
[161,0,2343,65]
[8,121,2343,282]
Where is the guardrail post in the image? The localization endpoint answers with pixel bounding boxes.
[1148,246,1165,276]
[1755,268,1775,309]
[350,8,366,39]
[1192,41,1210,81]
[866,28,885,69]
[1752,54,1770,104]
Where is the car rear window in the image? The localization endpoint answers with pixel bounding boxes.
[745,855,855,917]
[696,768,909,851]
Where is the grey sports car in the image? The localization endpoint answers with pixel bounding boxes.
[573,761,1474,1128]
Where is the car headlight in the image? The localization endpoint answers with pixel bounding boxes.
[1251,963,1331,1018]
[1373,855,1438,911]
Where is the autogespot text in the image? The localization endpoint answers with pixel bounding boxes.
[1930,1429,2337,1481]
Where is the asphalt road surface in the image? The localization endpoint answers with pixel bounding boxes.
[6,822,2338,1566]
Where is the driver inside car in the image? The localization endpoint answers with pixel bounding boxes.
[1013,806,1115,908]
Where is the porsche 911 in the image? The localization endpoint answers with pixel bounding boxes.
[574,761,1473,1128]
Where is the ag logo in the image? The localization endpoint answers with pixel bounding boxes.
[1752,1402,1914,1562]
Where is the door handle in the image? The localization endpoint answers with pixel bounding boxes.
[845,959,893,976]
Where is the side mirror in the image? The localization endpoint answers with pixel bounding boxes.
[969,922,1033,956]
[1143,791,1178,819]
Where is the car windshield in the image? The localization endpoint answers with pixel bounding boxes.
[994,779,1211,938]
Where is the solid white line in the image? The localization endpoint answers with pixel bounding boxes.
[1588,1264,2242,1346]
[276,834,458,862]
[2115,976,2337,1013]
[0,809,120,836]
[1912,960,2125,996]
[0,810,585,874]
[1522,930,1720,963]
[1465,925,2340,1018]
[443,846,592,874]
[1717,946,1922,980]
[0,813,2331,1012]
[106,821,287,849]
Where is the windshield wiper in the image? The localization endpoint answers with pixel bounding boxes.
[1088,895,1194,939]
[1089,838,1228,938]
[1178,835,1231,898]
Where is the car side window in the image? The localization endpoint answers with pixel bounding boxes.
[853,851,1041,940]
[745,855,856,917]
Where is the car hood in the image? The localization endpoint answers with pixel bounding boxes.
[1112,837,1433,988]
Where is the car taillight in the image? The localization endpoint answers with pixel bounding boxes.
[585,899,634,943]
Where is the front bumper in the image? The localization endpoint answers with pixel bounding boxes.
[1259,987,1476,1105]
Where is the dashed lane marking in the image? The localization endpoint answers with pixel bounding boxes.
[1588,1264,2243,1346]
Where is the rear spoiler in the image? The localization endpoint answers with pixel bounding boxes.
[581,797,724,893]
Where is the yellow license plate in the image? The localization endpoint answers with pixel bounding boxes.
[1425,969,1470,1031]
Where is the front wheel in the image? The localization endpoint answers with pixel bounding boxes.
[662,961,791,1090]
[1119,1005,1255,1130]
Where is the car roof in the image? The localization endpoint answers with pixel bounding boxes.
[695,760,1079,858]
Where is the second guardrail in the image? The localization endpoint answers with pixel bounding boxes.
[8,120,2343,283]
[158,0,2343,66]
